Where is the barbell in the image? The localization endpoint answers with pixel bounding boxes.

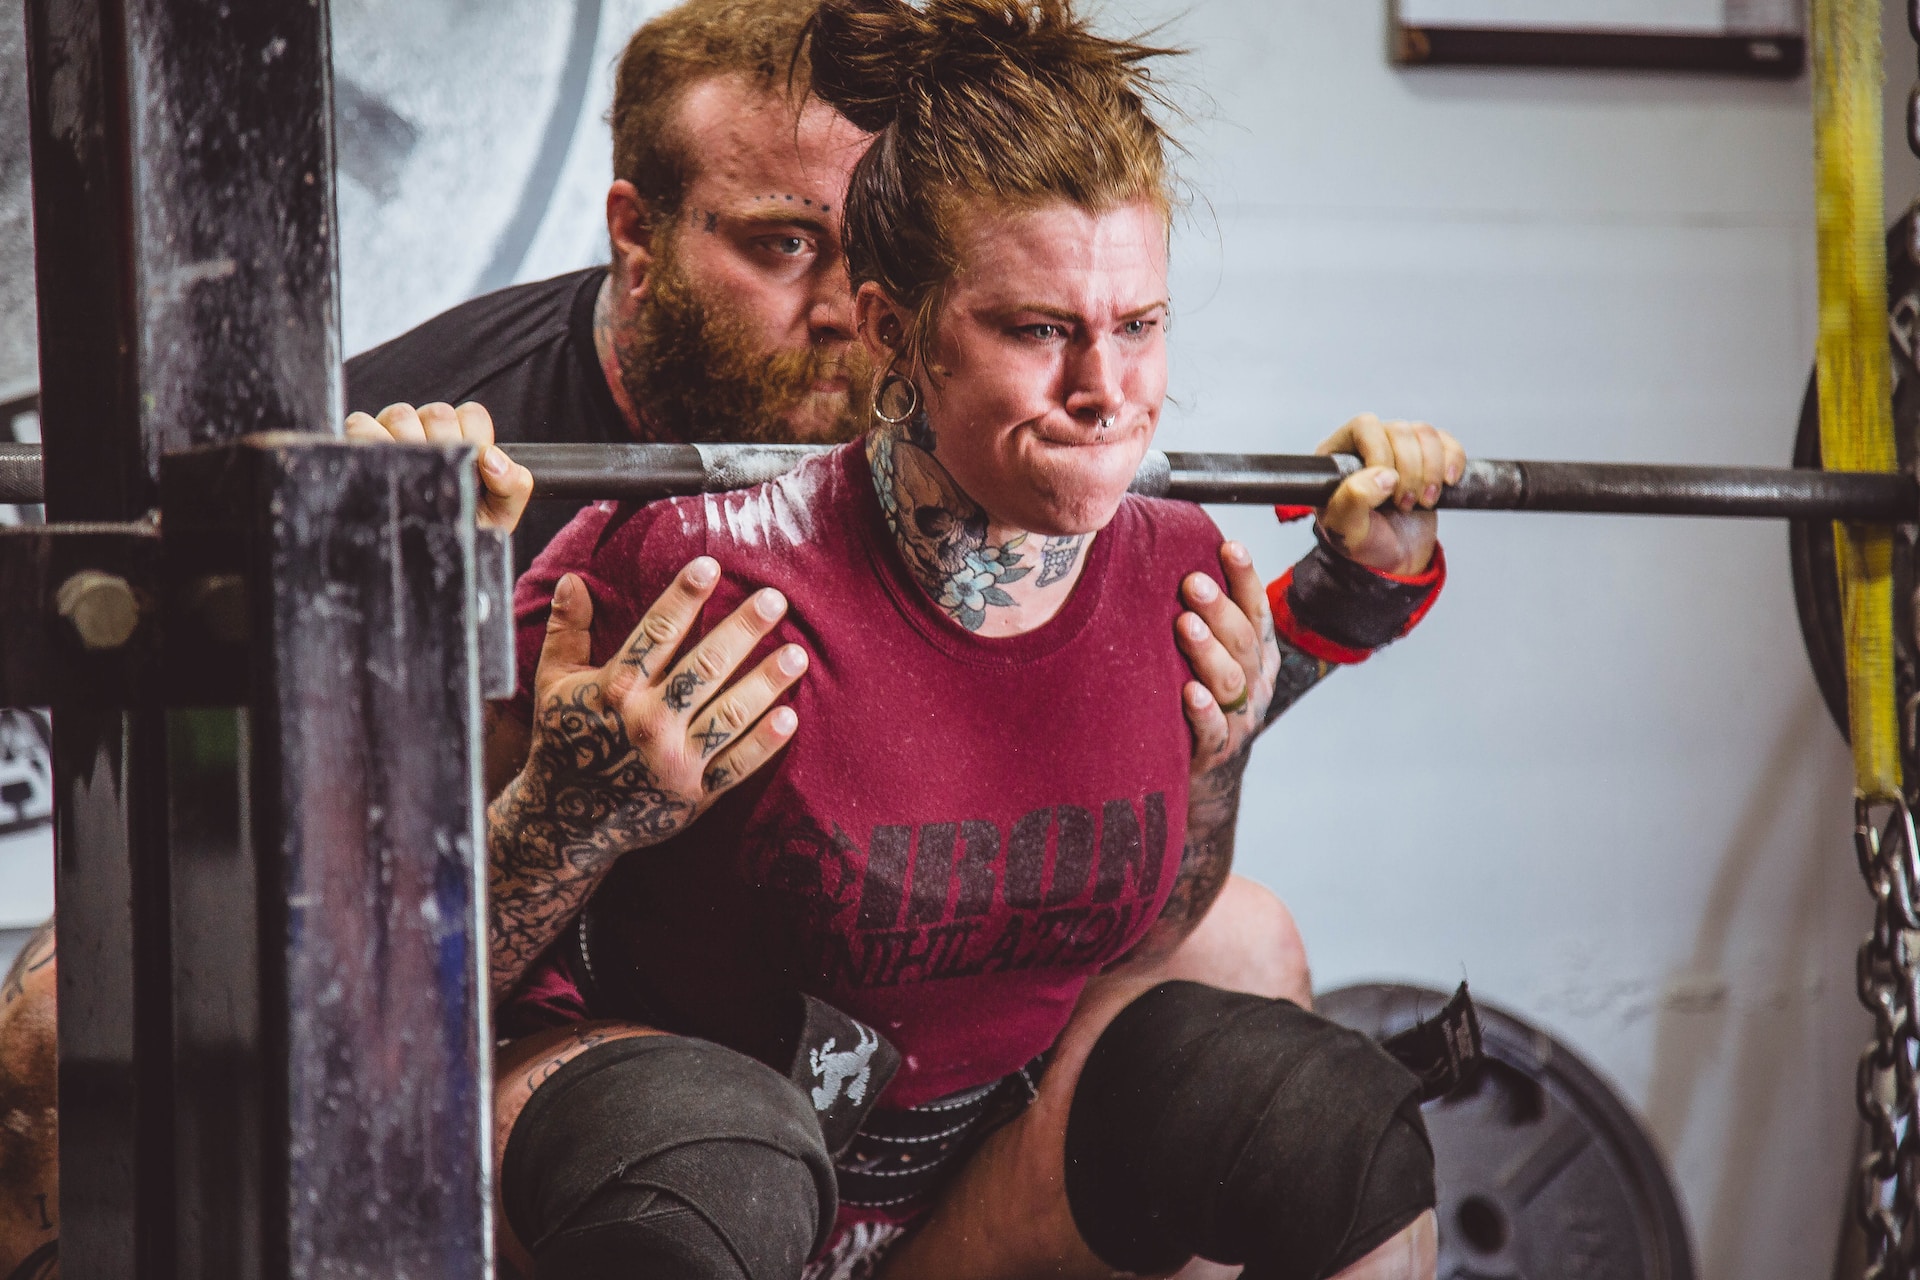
[2,439,1913,522]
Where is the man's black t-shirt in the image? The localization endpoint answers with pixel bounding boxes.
[344,267,633,575]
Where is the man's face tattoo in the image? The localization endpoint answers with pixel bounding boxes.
[617,228,872,445]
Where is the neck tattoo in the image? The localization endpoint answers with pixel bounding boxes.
[867,415,1091,633]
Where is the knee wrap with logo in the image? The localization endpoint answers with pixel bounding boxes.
[1064,981,1435,1280]
[502,1037,837,1280]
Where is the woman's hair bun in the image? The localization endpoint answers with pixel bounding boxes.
[803,0,932,134]
[809,0,1161,135]
[811,0,1180,377]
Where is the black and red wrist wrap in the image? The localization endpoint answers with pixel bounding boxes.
[1267,520,1445,665]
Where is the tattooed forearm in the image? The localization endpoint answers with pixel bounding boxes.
[485,683,695,1000]
[1120,747,1249,966]
[1115,637,1330,970]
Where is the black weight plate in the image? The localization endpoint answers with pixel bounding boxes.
[1790,208,1920,742]
[1318,983,1695,1280]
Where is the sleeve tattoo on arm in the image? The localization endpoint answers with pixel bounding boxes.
[1122,746,1249,966]
[486,682,694,1000]
[1116,627,1333,968]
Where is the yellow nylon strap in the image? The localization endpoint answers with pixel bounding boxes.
[1813,0,1902,801]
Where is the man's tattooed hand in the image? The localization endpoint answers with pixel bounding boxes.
[663,669,705,711]
[693,716,731,757]
[620,631,659,677]
[485,561,808,999]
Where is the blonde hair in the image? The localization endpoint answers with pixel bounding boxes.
[802,0,1181,375]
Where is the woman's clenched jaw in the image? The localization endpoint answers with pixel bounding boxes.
[908,199,1169,537]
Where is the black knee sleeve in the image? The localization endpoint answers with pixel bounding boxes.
[1065,981,1435,1280]
[502,1037,836,1280]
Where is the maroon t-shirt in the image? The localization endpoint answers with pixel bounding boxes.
[506,443,1224,1107]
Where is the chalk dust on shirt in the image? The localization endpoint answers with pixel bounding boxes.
[505,443,1226,1108]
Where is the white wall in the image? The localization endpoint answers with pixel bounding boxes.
[1130,4,1859,1276]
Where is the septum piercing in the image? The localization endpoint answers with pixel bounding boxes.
[1098,415,1116,434]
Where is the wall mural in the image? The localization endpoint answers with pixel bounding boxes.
[0,712,50,841]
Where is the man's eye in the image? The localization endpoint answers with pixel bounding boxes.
[770,236,809,257]
[1022,324,1065,341]
[1122,318,1159,336]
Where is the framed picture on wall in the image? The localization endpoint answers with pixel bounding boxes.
[1390,1,1805,77]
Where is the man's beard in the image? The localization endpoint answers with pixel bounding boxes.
[616,240,871,445]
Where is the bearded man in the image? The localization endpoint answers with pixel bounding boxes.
[344,0,874,582]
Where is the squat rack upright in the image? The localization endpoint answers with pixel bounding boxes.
[18,0,490,1275]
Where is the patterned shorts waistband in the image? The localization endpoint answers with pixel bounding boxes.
[834,1055,1047,1211]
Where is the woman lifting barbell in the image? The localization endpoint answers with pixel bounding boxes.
[464,3,1466,1278]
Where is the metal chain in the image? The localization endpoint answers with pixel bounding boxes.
[1863,10,1920,1269]
[1855,796,1920,1276]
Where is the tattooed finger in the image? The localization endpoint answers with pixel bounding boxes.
[693,715,731,758]
[683,644,808,764]
[656,587,788,717]
[703,704,799,793]
[620,631,659,676]
[663,669,706,711]
[606,557,722,698]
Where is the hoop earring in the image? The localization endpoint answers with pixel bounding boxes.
[872,372,921,427]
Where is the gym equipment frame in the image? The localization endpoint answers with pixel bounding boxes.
[17,0,489,1275]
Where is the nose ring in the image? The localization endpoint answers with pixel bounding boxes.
[1098,415,1116,435]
